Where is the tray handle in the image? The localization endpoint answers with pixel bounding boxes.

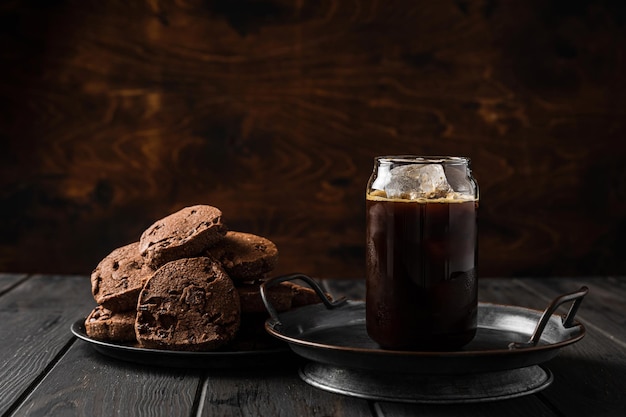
[509,286,589,349]
[260,273,347,326]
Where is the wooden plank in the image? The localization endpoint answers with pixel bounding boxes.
[323,276,587,308]
[536,337,626,416]
[3,275,371,417]
[518,276,626,345]
[200,367,373,417]
[11,342,201,417]
[480,278,626,416]
[373,396,556,417]
[511,277,626,416]
[478,277,551,309]
[0,273,29,295]
[0,274,95,415]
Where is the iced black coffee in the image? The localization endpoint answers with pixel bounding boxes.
[366,156,478,350]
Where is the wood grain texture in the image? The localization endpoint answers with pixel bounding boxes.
[0,0,625,278]
[11,343,201,417]
[374,397,557,417]
[1,275,625,416]
[0,273,28,295]
[200,368,372,417]
[486,278,626,417]
[523,276,626,345]
[0,275,94,416]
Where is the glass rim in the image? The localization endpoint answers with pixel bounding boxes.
[374,155,470,164]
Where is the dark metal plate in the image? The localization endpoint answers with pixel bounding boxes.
[265,301,585,374]
[71,319,291,369]
[300,362,553,403]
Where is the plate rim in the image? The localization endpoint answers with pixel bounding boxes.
[264,300,586,359]
[71,318,290,359]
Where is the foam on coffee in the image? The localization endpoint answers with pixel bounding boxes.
[367,189,476,203]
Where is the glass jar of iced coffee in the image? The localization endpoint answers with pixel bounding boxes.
[365,156,479,350]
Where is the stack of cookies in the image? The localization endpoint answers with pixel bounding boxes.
[85,204,322,351]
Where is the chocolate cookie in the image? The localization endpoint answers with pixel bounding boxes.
[85,306,136,342]
[236,281,293,314]
[91,242,154,312]
[135,257,240,351]
[282,281,331,307]
[205,231,278,282]
[139,205,227,268]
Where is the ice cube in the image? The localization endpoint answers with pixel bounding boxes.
[384,164,453,199]
[444,164,473,195]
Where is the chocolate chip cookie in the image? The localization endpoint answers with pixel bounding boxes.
[205,231,278,282]
[85,306,136,342]
[135,257,240,351]
[139,205,227,268]
[236,281,293,314]
[91,242,153,312]
[282,281,331,307]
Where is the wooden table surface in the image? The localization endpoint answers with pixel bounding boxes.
[1,273,625,417]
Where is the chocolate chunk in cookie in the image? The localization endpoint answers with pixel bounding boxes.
[139,205,227,268]
[91,242,154,312]
[205,231,278,282]
[85,306,136,342]
[135,257,240,351]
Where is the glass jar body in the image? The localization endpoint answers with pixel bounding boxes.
[365,156,479,350]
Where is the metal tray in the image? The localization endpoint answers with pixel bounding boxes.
[261,274,588,375]
[299,362,553,404]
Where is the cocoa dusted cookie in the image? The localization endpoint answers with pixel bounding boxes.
[135,257,240,351]
[205,231,278,282]
[91,242,154,312]
[139,205,227,269]
[85,306,136,342]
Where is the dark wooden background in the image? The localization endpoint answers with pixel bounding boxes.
[1,0,625,279]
